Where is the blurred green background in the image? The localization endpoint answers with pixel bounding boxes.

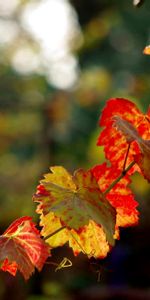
[0,0,150,299]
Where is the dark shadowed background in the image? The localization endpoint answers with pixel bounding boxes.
[0,0,150,299]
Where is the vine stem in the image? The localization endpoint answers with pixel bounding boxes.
[103,160,135,196]
[44,225,66,241]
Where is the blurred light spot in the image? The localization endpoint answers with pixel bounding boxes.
[21,0,82,89]
[46,54,79,89]
[11,46,41,74]
[0,0,19,16]
[22,0,78,57]
[0,20,19,44]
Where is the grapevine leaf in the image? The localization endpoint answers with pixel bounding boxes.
[40,212,69,248]
[39,162,139,258]
[98,98,150,173]
[0,217,50,280]
[33,166,116,246]
[68,220,110,259]
[40,213,111,259]
[92,163,139,229]
[113,116,139,143]
[113,116,150,182]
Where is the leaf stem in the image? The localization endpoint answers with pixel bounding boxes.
[44,226,66,241]
[103,161,135,196]
[122,143,131,172]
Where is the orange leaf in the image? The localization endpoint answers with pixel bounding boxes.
[0,217,50,280]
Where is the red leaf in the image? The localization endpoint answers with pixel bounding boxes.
[92,163,139,229]
[0,259,17,276]
[113,116,150,182]
[98,98,150,173]
[0,217,50,280]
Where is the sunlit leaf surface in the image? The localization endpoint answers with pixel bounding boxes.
[98,98,150,174]
[114,116,150,182]
[92,163,139,229]
[0,217,49,280]
[33,166,116,246]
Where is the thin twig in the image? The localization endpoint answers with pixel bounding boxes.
[103,160,135,196]
[45,261,58,266]
[44,225,66,241]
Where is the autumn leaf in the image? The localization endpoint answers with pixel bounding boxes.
[113,116,150,182]
[39,212,111,259]
[0,217,50,280]
[40,212,69,248]
[0,259,17,276]
[98,98,150,173]
[38,163,139,259]
[68,220,110,259]
[33,166,116,246]
[92,163,139,229]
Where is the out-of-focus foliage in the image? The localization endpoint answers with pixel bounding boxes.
[0,0,150,298]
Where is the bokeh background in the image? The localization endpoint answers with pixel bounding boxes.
[0,0,150,299]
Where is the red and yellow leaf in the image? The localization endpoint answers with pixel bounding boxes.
[40,213,111,259]
[98,98,150,173]
[38,163,138,259]
[69,220,110,259]
[0,217,50,280]
[113,116,150,182]
[0,259,17,276]
[33,166,116,246]
[40,212,69,248]
[92,163,139,229]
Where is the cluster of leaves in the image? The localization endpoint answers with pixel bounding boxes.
[0,98,150,280]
